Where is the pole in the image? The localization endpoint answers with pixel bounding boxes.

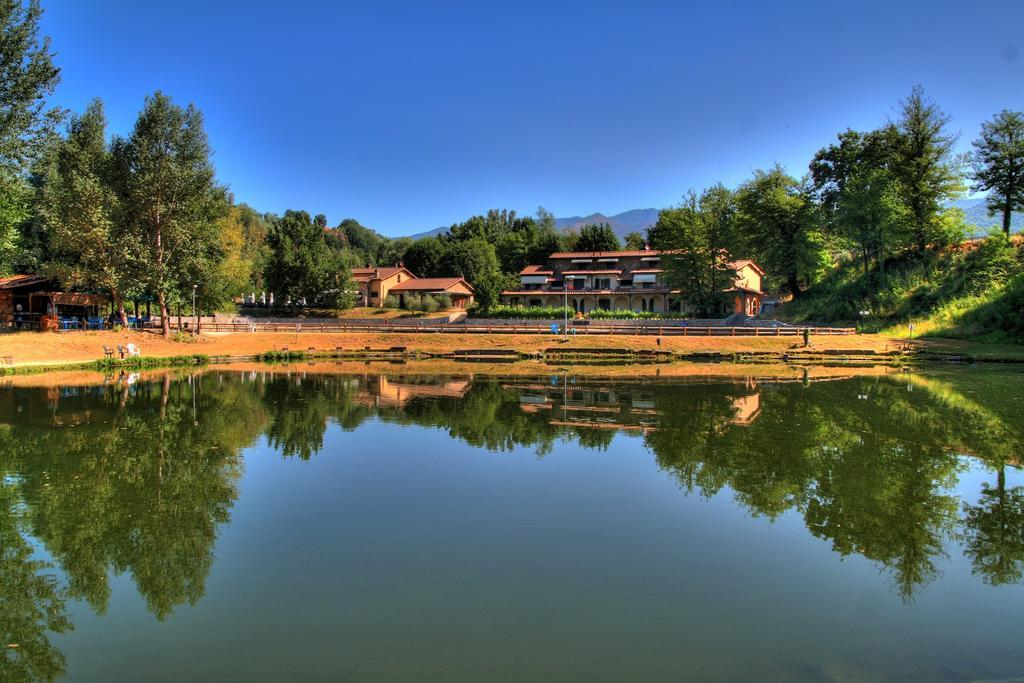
[564,287,568,339]
[192,284,198,334]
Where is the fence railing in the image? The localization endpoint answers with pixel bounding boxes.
[199,321,856,336]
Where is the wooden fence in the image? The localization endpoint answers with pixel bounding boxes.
[200,321,856,336]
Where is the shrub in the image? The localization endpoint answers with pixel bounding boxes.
[422,295,440,313]
[383,295,399,308]
[435,293,452,309]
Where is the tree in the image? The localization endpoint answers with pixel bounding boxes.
[971,109,1024,235]
[734,166,827,298]
[623,231,646,250]
[448,237,504,309]
[264,210,350,308]
[41,99,134,325]
[0,0,61,273]
[891,86,964,252]
[656,186,738,315]
[576,222,619,251]
[115,92,226,335]
[402,235,447,277]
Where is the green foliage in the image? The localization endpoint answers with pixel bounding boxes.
[971,109,1024,235]
[779,232,1024,342]
[115,91,227,335]
[576,222,620,251]
[734,166,828,298]
[402,235,446,277]
[470,304,574,319]
[655,185,739,316]
[0,0,61,171]
[41,99,134,320]
[890,86,965,252]
[264,210,351,308]
[382,294,399,308]
[623,231,646,249]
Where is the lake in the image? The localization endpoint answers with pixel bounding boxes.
[1,363,1023,682]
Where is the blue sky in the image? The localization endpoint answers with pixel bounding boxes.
[42,0,1024,236]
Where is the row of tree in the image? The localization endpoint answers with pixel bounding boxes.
[650,87,1024,314]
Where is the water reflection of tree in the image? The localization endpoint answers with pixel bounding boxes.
[0,485,70,683]
[962,463,1024,586]
[0,374,266,620]
[645,375,1019,600]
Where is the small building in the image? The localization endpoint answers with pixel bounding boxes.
[351,266,416,307]
[351,266,475,309]
[501,249,764,315]
[0,275,110,330]
[389,277,475,309]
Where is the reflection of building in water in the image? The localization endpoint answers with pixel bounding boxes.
[356,375,471,407]
[504,379,763,433]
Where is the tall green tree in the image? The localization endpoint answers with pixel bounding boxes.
[576,222,619,251]
[115,92,226,335]
[971,109,1024,236]
[735,166,827,298]
[891,86,964,252]
[402,235,447,277]
[41,100,134,325]
[623,231,646,250]
[654,185,738,315]
[265,209,350,308]
[0,0,61,273]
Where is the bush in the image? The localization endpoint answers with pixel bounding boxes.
[422,295,440,313]
[383,295,399,308]
[435,293,452,309]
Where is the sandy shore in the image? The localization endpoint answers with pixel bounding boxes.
[0,328,891,367]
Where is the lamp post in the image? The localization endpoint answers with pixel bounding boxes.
[563,284,568,340]
[192,284,198,333]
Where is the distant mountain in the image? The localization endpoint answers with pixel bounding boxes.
[951,197,1023,236]
[407,208,661,241]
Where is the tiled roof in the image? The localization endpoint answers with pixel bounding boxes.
[351,266,412,282]
[501,288,676,296]
[549,250,664,259]
[562,269,622,275]
[519,265,553,275]
[390,277,474,292]
[728,259,765,274]
[630,268,664,274]
[0,274,51,290]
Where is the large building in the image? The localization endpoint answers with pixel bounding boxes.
[351,266,475,308]
[500,249,764,315]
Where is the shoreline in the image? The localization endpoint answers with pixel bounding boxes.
[0,329,1022,377]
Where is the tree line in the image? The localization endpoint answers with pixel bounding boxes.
[649,87,1024,316]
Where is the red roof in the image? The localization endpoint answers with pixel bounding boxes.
[351,266,414,282]
[550,250,663,259]
[728,259,765,275]
[390,277,474,293]
[562,269,622,275]
[0,274,51,290]
[519,265,554,275]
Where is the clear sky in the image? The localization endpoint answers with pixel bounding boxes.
[41,0,1024,236]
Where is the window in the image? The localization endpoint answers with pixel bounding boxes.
[595,278,611,289]
[598,298,611,310]
[529,299,542,307]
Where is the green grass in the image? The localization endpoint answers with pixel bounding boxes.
[779,233,1024,344]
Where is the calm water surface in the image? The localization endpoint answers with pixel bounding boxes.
[1,364,1023,682]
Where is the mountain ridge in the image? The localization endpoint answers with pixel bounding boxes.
[408,208,660,241]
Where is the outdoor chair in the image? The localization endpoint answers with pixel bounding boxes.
[103,346,114,359]
[117,345,125,359]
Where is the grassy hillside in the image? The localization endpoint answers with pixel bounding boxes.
[777,233,1024,343]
